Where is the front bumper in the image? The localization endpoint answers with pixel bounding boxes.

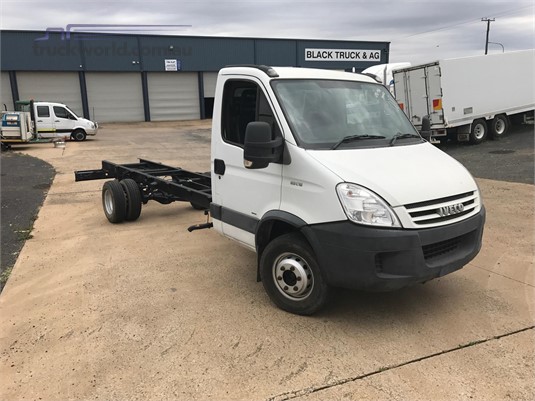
[302,206,485,291]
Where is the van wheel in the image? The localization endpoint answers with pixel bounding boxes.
[489,115,509,139]
[260,233,330,315]
[120,178,142,221]
[469,119,487,144]
[102,180,127,223]
[72,130,87,141]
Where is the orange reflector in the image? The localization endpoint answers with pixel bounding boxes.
[433,98,442,110]
[398,103,404,110]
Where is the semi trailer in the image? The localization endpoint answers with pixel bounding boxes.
[76,65,485,315]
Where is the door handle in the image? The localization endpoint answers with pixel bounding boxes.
[54,120,60,122]
[37,120,43,122]
[214,159,226,175]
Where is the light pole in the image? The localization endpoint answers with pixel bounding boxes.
[481,17,495,55]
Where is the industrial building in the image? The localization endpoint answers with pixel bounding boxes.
[1,30,389,122]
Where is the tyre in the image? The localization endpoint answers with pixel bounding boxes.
[469,119,488,144]
[71,130,87,141]
[489,115,509,139]
[102,180,127,223]
[120,178,142,221]
[260,233,330,315]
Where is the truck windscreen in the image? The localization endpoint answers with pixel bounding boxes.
[271,79,421,150]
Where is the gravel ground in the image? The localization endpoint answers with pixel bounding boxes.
[0,151,55,291]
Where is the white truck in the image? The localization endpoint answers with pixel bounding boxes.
[393,50,535,144]
[76,65,485,315]
[361,62,411,94]
[1,100,98,149]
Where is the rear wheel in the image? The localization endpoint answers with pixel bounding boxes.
[71,129,87,142]
[120,178,142,221]
[469,119,488,144]
[260,233,330,315]
[102,180,127,223]
[489,114,509,139]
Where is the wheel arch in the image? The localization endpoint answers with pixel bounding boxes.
[255,211,311,281]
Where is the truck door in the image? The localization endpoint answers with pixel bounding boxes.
[52,105,76,135]
[35,105,56,136]
[211,78,283,249]
[425,65,444,126]
[406,67,429,129]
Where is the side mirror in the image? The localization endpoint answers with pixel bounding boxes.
[243,121,283,169]
[420,116,431,139]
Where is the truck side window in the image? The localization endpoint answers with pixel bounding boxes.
[54,106,70,119]
[37,106,50,118]
[221,80,281,146]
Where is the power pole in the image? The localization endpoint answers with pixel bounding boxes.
[481,18,495,55]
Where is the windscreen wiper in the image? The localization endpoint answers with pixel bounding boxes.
[331,134,386,150]
[389,133,422,146]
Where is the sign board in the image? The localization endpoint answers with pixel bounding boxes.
[165,59,180,71]
[305,48,381,62]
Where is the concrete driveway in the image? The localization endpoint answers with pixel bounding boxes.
[1,121,533,400]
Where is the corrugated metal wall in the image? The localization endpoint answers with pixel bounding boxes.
[86,73,144,122]
[1,72,13,110]
[148,72,200,121]
[17,72,83,116]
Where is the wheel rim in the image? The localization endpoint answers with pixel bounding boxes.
[272,252,314,301]
[473,123,486,140]
[104,189,114,215]
[495,118,506,135]
[76,132,84,140]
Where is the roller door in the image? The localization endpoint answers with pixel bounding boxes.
[148,72,199,121]
[17,72,83,115]
[1,72,13,110]
[86,72,144,123]
[203,72,218,98]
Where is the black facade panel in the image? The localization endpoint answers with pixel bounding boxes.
[1,30,389,73]
[79,34,141,71]
[138,36,255,71]
[255,40,297,66]
[1,31,83,71]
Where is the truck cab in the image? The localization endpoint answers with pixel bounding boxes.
[210,66,485,314]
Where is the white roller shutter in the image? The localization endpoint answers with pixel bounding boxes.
[1,72,13,110]
[203,72,218,98]
[17,72,83,116]
[148,72,199,121]
[86,73,144,123]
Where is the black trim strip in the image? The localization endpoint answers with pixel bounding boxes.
[210,203,258,234]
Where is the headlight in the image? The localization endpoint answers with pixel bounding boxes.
[336,183,400,227]
[90,123,95,129]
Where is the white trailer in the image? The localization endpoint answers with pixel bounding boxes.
[393,50,535,144]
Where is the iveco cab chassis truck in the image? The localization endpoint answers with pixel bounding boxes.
[76,65,485,315]
[393,50,535,144]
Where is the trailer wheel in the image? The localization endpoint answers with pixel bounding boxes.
[489,115,509,139]
[260,233,330,315]
[71,130,87,142]
[469,119,488,144]
[102,180,127,223]
[120,178,142,221]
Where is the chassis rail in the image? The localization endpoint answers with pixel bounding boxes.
[75,158,212,209]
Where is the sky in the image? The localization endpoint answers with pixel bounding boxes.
[1,0,533,64]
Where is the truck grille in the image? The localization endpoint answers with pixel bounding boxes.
[404,191,479,227]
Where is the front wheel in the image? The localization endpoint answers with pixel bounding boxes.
[72,130,87,141]
[260,233,330,315]
[469,119,488,144]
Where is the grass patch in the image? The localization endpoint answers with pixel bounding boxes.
[0,266,13,292]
